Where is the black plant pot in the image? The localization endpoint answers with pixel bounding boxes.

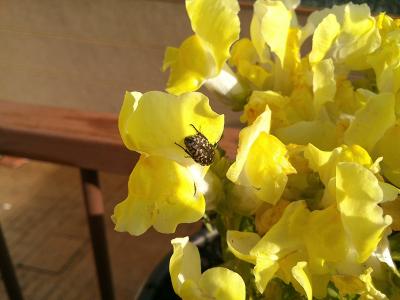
[136,229,222,300]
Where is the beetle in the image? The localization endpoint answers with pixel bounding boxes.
[175,124,218,166]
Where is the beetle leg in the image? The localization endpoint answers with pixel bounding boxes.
[175,142,192,157]
[214,133,223,147]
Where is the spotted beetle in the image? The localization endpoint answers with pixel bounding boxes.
[175,124,218,166]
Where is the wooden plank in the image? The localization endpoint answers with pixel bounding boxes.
[0,100,137,174]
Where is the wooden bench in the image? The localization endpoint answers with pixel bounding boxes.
[0,100,239,300]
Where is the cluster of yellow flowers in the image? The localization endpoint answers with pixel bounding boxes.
[113,0,400,299]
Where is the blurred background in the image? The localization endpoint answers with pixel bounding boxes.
[0,1,398,299]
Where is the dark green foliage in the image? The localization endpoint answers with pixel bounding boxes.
[301,0,400,14]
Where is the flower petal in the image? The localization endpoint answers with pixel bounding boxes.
[336,162,392,263]
[304,144,373,186]
[112,155,205,235]
[227,230,260,264]
[197,267,246,300]
[344,92,396,152]
[163,35,216,95]
[305,205,348,271]
[119,91,224,165]
[275,118,337,151]
[292,262,312,300]
[170,237,202,295]
[259,0,293,66]
[373,123,400,187]
[312,59,336,114]
[309,14,341,64]
[241,90,289,128]
[226,108,271,184]
[244,133,296,204]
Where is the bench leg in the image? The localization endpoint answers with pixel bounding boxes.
[0,222,23,300]
[80,169,115,300]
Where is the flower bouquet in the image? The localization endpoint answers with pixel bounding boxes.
[112,0,400,299]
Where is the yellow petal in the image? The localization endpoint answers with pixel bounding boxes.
[332,268,388,299]
[163,35,215,95]
[305,206,347,272]
[164,0,240,94]
[260,0,293,67]
[186,0,240,72]
[112,155,205,235]
[344,92,396,152]
[373,123,400,187]
[312,59,336,114]
[303,143,331,174]
[227,108,271,184]
[119,91,224,165]
[253,258,279,293]
[250,0,272,63]
[336,162,392,262]
[255,199,290,235]
[292,262,312,300]
[170,237,202,295]
[236,60,271,90]
[304,144,373,186]
[244,133,296,204]
[251,201,310,292]
[275,118,337,151]
[227,230,260,264]
[367,33,400,94]
[241,90,289,128]
[309,14,341,64]
[230,38,259,67]
[197,267,246,300]
[251,201,309,259]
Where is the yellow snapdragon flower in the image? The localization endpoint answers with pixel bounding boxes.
[226,107,296,204]
[170,237,245,300]
[303,3,381,70]
[163,0,240,95]
[113,91,224,235]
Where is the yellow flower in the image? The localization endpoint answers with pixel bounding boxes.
[163,0,240,95]
[227,107,296,204]
[114,90,224,235]
[302,3,381,70]
[229,38,271,89]
[119,91,224,166]
[170,237,246,300]
[112,155,206,235]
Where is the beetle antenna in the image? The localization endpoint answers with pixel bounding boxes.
[189,124,200,134]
